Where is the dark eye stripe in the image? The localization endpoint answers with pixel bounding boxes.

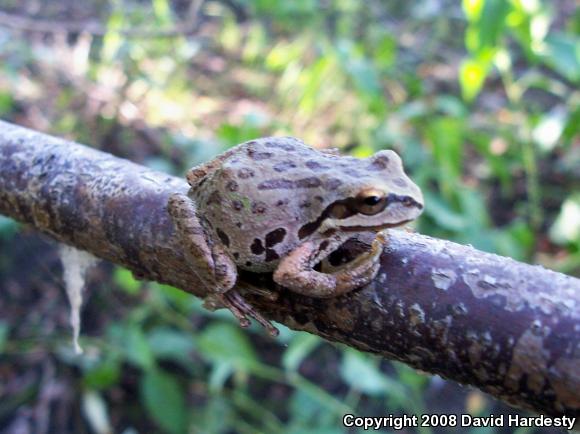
[298,194,422,239]
[385,193,423,209]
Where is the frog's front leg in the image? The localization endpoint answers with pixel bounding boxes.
[168,193,278,336]
[273,232,387,298]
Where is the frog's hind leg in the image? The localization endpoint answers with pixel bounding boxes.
[273,232,387,298]
[167,193,236,290]
[168,192,278,336]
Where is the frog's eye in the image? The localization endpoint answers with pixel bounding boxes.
[356,191,388,215]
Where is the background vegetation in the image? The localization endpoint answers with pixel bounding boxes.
[0,0,578,432]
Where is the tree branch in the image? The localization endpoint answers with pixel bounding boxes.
[0,6,203,38]
[0,120,578,419]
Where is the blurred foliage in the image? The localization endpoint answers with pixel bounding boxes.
[0,0,578,432]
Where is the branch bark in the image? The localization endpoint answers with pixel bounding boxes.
[0,120,578,420]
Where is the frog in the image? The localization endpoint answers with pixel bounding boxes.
[167,137,424,336]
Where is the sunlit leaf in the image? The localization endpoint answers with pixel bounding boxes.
[532,107,568,152]
[463,0,484,22]
[459,58,488,101]
[113,267,141,295]
[82,391,112,434]
[550,194,580,245]
[153,0,173,26]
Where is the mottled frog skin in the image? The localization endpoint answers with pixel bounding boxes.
[168,137,423,335]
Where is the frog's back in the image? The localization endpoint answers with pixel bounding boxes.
[191,137,350,272]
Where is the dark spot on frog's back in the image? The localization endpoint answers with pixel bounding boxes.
[226,180,239,192]
[393,177,407,188]
[264,140,296,152]
[265,250,280,262]
[276,199,289,207]
[273,160,297,172]
[323,178,342,190]
[237,167,255,179]
[232,200,244,211]
[258,179,294,190]
[207,190,222,205]
[251,238,265,255]
[265,228,286,247]
[247,148,273,160]
[251,201,267,214]
[367,155,390,171]
[343,168,360,178]
[296,177,322,188]
[216,228,230,247]
[305,160,330,171]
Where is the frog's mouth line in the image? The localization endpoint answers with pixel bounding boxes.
[338,219,413,233]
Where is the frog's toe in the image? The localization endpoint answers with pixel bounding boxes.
[220,290,279,337]
[237,282,279,301]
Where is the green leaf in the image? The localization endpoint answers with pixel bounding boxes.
[140,368,188,434]
[373,34,397,69]
[426,117,465,196]
[208,361,234,392]
[340,350,407,400]
[478,0,511,49]
[540,32,580,83]
[0,321,8,353]
[113,267,141,295]
[197,323,258,369]
[83,356,121,390]
[423,192,467,231]
[153,0,173,26]
[189,395,231,433]
[108,323,154,369]
[0,91,14,115]
[127,325,155,369]
[282,333,320,372]
[0,215,18,239]
[147,327,195,362]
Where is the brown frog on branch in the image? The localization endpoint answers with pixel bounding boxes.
[168,137,424,336]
